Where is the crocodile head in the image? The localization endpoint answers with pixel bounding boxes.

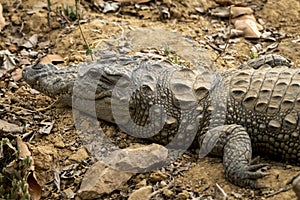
[22,63,78,99]
[22,54,139,123]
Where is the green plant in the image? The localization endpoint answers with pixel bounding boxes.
[0,138,32,200]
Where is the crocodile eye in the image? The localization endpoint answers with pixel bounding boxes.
[87,68,101,79]
[32,63,44,70]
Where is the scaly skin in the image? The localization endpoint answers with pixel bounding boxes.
[23,52,295,188]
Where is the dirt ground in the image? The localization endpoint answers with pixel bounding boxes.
[1,0,300,199]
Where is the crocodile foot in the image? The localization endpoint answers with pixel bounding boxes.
[199,124,269,189]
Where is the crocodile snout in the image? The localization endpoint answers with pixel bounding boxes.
[22,63,58,86]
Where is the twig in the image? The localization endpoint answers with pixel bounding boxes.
[35,99,59,112]
[148,177,174,198]
[2,100,57,114]
[264,185,292,198]
[47,0,52,28]
[75,0,94,61]
[2,103,35,113]
[210,5,233,68]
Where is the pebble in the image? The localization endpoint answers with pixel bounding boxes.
[128,186,153,200]
[8,81,19,89]
[11,14,21,25]
[136,179,147,188]
[63,188,75,199]
[67,147,89,163]
[177,191,190,199]
[163,188,174,197]
[150,170,168,182]
[160,180,167,187]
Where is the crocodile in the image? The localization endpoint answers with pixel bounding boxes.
[22,52,297,189]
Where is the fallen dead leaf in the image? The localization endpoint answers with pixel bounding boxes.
[21,34,38,49]
[39,121,54,135]
[0,50,17,78]
[27,171,42,200]
[11,68,23,81]
[8,43,18,53]
[0,3,5,31]
[37,40,51,49]
[39,54,64,64]
[17,137,42,200]
[17,137,32,161]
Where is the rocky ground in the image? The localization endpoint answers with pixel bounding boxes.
[0,0,300,199]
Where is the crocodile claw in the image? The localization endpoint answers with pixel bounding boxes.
[226,162,269,189]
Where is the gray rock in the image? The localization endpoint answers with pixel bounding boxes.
[77,161,133,199]
[104,143,168,173]
[77,144,168,199]
[0,119,23,133]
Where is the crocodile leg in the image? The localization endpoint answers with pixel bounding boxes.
[199,124,268,188]
[238,54,291,69]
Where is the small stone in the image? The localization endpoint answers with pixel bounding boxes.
[63,188,75,199]
[150,170,168,182]
[163,188,174,197]
[29,51,38,58]
[52,193,59,199]
[0,119,23,133]
[68,148,89,163]
[177,191,190,199]
[8,81,19,89]
[11,14,21,25]
[33,145,57,170]
[231,191,242,199]
[195,7,205,14]
[104,143,168,173]
[160,180,167,187]
[286,165,293,169]
[53,136,65,148]
[136,179,147,189]
[128,186,153,200]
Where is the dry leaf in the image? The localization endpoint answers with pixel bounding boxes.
[38,40,51,49]
[21,34,38,49]
[17,137,42,200]
[11,68,23,81]
[17,137,32,160]
[27,172,42,200]
[0,3,5,31]
[39,54,64,64]
[8,43,18,53]
[39,121,54,135]
[0,50,17,78]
